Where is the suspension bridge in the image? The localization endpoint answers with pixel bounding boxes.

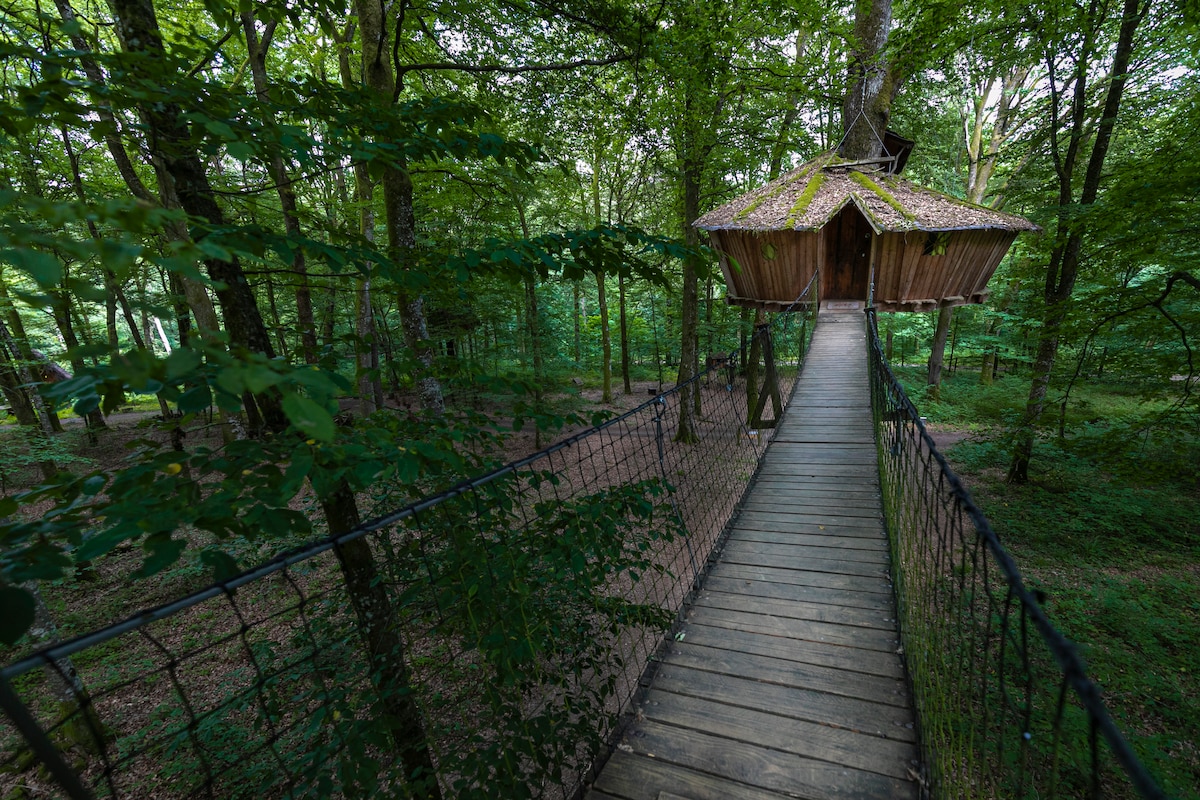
[590,312,916,799]
[0,310,1166,800]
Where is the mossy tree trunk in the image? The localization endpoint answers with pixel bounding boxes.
[840,0,893,160]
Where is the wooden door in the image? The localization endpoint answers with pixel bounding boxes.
[821,205,873,300]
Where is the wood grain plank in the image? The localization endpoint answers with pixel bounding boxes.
[683,605,899,651]
[708,564,893,600]
[693,589,896,633]
[718,546,890,578]
[591,750,793,800]
[638,689,918,779]
[756,464,879,477]
[676,620,905,678]
[650,663,916,740]
[660,641,909,707]
[748,486,882,502]
[733,510,885,531]
[703,568,893,610]
[720,538,890,565]
[726,520,885,541]
[618,719,916,800]
[749,478,880,493]
[741,498,883,519]
[720,529,886,552]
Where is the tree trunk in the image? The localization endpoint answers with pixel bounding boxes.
[739,307,750,375]
[51,0,153,201]
[320,484,441,798]
[840,0,894,160]
[241,13,318,364]
[746,309,764,425]
[618,274,631,394]
[1008,0,1146,482]
[111,0,286,434]
[0,337,55,480]
[54,0,219,353]
[591,147,612,403]
[980,351,995,385]
[514,200,544,421]
[573,281,582,367]
[925,305,954,401]
[357,277,378,416]
[25,582,109,751]
[674,156,702,443]
[335,24,381,420]
[351,0,443,414]
[265,276,290,360]
[49,282,107,431]
[768,30,811,179]
[597,273,612,403]
[0,275,61,434]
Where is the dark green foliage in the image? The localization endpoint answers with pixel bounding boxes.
[405,475,680,796]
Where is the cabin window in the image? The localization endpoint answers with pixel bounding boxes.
[923,232,950,256]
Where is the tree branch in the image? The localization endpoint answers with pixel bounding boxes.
[398,52,632,79]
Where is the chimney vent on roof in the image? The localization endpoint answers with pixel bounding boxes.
[883,130,915,175]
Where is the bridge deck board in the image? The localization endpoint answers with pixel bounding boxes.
[588,312,918,800]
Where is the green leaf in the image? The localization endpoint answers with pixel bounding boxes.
[478,132,504,157]
[200,549,240,581]
[1,248,62,288]
[178,384,212,414]
[216,367,245,396]
[279,446,313,495]
[243,364,280,394]
[0,587,34,645]
[81,474,107,496]
[73,394,100,416]
[165,349,202,382]
[226,140,255,162]
[77,524,142,561]
[282,394,335,442]
[134,534,188,579]
[203,119,237,140]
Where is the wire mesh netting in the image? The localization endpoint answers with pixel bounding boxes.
[0,306,816,800]
[865,310,1165,800]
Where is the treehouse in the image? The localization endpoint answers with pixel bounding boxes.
[695,150,1039,312]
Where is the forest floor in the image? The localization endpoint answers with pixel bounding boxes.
[896,366,1200,799]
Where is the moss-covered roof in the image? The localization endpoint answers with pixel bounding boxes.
[695,151,1039,233]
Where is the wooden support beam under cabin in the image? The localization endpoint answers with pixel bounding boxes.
[872,291,989,313]
[749,323,782,429]
[725,295,818,313]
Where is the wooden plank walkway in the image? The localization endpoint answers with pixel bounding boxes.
[588,312,918,800]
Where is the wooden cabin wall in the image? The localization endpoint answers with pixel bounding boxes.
[710,229,820,306]
[872,229,1018,310]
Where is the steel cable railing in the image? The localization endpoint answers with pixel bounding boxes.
[0,298,817,800]
[865,309,1165,800]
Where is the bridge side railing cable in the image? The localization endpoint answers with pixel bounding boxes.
[0,295,816,800]
[865,309,1165,800]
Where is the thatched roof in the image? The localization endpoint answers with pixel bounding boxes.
[695,151,1039,234]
